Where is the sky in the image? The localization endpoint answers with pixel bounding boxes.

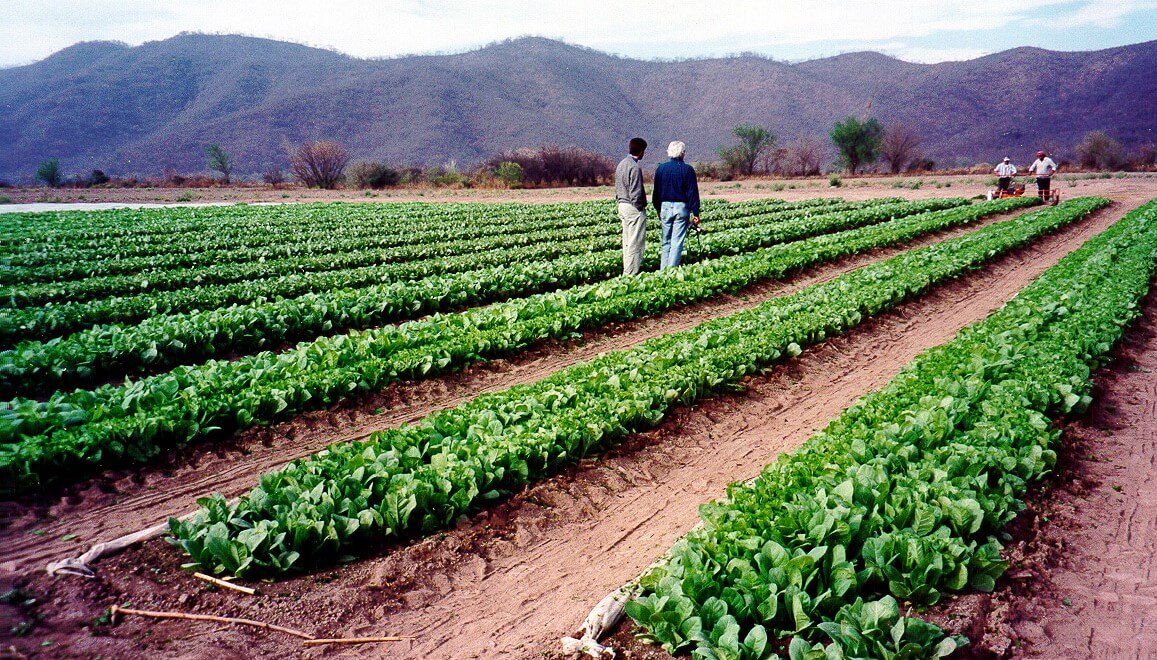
[3,0,1156,68]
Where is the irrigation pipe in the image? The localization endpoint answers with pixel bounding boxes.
[562,477,761,657]
[561,520,707,659]
[45,500,237,578]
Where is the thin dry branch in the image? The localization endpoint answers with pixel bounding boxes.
[193,572,256,595]
[109,605,415,646]
[303,637,415,646]
[110,605,315,640]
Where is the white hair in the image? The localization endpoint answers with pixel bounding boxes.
[667,141,686,159]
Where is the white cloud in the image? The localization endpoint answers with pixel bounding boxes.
[2,0,1154,67]
[1043,0,1157,29]
[880,44,993,63]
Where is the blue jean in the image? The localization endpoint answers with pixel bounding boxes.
[659,201,690,269]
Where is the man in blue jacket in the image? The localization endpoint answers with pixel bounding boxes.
[652,141,701,269]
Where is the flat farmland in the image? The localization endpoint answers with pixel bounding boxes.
[1,175,1154,658]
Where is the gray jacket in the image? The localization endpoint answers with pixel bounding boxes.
[615,156,646,210]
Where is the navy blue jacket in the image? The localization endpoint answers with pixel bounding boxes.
[651,158,700,216]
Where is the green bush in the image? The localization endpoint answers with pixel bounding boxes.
[36,159,62,188]
[431,169,466,187]
[494,161,523,187]
[828,174,842,187]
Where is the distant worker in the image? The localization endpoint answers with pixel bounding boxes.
[615,137,649,276]
[652,141,701,269]
[1027,150,1058,199]
[993,157,1017,196]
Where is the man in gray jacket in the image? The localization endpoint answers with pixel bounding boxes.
[615,137,648,275]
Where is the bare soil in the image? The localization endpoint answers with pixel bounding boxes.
[0,198,1038,571]
[0,184,1154,659]
[1,172,1153,209]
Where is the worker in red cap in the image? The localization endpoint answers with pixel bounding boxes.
[1027,150,1058,200]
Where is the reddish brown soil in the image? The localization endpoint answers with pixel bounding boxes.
[0,189,1154,659]
[2,172,1153,207]
[0,200,1039,571]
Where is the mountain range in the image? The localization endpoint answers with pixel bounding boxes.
[1,34,1154,180]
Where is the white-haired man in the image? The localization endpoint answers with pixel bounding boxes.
[651,141,701,269]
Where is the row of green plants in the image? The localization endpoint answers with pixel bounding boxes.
[2,197,811,286]
[0,199,674,251]
[0,198,1037,489]
[625,197,1156,659]
[159,197,1108,577]
[3,202,621,288]
[3,198,872,304]
[0,199,965,346]
[0,198,1033,397]
[0,198,803,253]
[1,201,607,269]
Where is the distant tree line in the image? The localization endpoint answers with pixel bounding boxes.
[21,128,1155,191]
[705,120,1155,180]
[705,118,927,179]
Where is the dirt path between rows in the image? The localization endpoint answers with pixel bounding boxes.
[0,202,1040,571]
[0,193,1152,659]
[1001,295,1157,658]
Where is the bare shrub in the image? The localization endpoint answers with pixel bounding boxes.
[484,145,613,187]
[763,147,788,176]
[880,124,923,174]
[784,136,827,176]
[1076,131,1125,170]
[162,168,186,186]
[694,161,726,181]
[161,169,217,187]
[908,158,936,172]
[287,140,349,189]
[262,167,286,186]
[1130,142,1156,169]
[347,161,401,189]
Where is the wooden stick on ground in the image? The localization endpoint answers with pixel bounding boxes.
[110,605,315,640]
[303,637,415,646]
[109,605,415,646]
[193,572,257,596]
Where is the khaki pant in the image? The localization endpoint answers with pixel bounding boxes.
[619,202,647,276]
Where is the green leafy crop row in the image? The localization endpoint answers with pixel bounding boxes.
[1,198,831,294]
[2,201,609,275]
[0,199,968,377]
[0,198,803,264]
[626,199,1154,659]
[0,198,1032,490]
[1,199,945,344]
[162,198,1106,578]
